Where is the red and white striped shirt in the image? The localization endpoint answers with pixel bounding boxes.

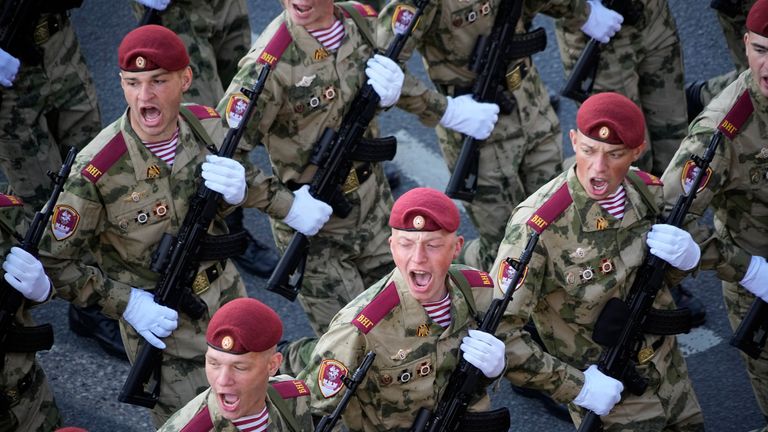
[308,19,345,51]
[598,184,626,220]
[143,128,179,166]
[233,406,268,432]
[423,293,452,328]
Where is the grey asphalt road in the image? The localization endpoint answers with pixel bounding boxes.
[26,0,765,431]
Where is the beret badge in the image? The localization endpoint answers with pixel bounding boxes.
[413,215,425,230]
[598,126,610,139]
[221,335,234,351]
[135,56,146,69]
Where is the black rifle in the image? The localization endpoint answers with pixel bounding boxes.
[266,0,429,301]
[314,351,376,432]
[445,0,546,202]
[731,298,768,359]
[577,131,724,432]
[138,6,161,26]
[0,146,77,367]
[0,0,40,62]
[118,67,270,409]
[410,234,539,432]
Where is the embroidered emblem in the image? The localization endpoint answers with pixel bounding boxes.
[680,160,712,195]
[52,205,80,241]
[392,5,417,35]
[318,359,348,398]
[496,258,527,295]
[146,164,161,179]
[225,93,250,129]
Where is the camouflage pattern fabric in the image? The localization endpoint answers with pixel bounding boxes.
[38,107,247,426]
[661,70,768,421]
[548,0,687,176]
[157,375,313,432]
[491,167,704,430]
[336,0,387,10]
[130,0,252,106]
[300,266,496,432]
[219,4,398,335]
[377,0,563,272]
[0,15,101,215]
[0,204,60,432]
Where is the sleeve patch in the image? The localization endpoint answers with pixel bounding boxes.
[317,359,348,398]
[51,205,80,241]
[459,269,494,288]
[633,169,664,187]
[0,194,23,207]
[272,380,310,399]
[82,133,127,183]
[185,104,221,120]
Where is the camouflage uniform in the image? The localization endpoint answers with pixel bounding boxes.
[157,375,313,432]
[0,198,60,432]
[219,3,398,335]
[549,0,687,176]
[377,0,563,272]
[491,167,704,431]
[130,0,252,106]
[300,266,496,432]
[39,105,247,426]
[0,4,101,214]
[661,69,768,422]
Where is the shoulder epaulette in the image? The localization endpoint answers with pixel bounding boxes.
[527,183,572,234]
[271,380,310,399]
[458,269,494,288]
[81,133,127,183]
[180,406,212,432]
[352,281,399,334]
[184,104,220,120]
[719,89,754,139]
[0,194,23,207]
[632,170,664,187]
[341,2,378,17]
[259,22,292,66]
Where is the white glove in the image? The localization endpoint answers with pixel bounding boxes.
[283,185,332,236]
[581,0,623,43]
[439,94,500,140]
[133,0,171,10]
[122,288,179,349]
[0,48,20,88]
[460,329,506,378]
[646,224,701,271]
[573,365,624,416]
[201,155,247,205]
[740,256,768,302]
[2,247,51,302]
[366,54,404,108]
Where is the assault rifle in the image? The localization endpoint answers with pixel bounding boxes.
[0,0,40,66]
[314,351,376,432]
[731,298,768,359]
[266,0,429,301]
[0,146,77,368]
[445,0,546,202]
[118,67,270,409]
[410,234,539,432]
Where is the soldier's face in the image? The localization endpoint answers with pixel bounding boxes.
[282,0,335,31]
[745,31,768,98]
[205,347,283,420]
[389,229,464,304]
[120,67,192,142]
[570,130,644,200]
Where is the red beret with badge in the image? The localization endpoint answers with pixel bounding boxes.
[576,92,645,149]
[389,187,460,232]
[118,24,190,72]
[206,298,282,355]
[748,0,768,37]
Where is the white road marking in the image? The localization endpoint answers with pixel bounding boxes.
[677,327,723,357]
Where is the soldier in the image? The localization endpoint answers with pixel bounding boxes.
[39,25,250,426]
[376,0,562,272]
[157,297,313,431]
[661,0,768,427]
[492,92,704,430]
[301,187,507,431]
[219,0,406,335]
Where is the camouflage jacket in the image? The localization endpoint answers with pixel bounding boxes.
[491,167,684,403]
[301,265,496,432]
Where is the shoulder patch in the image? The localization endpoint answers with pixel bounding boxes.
[51,205,80,241]
[81,133,127,183]
[352,281,400,334]
[180,406,212,432]
[719,89,754,139]
[351,2,378,16]
[459,269,494,288]
[527,183,573,234]
[632,170,664,187]
[260,22,292,66]
[0,194,23,207]
[272,380,310,399]
[392,4,417,35]
[184,104,220,120]
[317,359,348,399]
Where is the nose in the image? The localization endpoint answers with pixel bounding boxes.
[592,153,608,173]
[137,82,153,101]
[412,243,428,263]
[215,367,235,387]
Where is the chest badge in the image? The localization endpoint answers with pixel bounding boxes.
[147,164,161,179]
[295,74,317,88]
[153,201,168,217]
[136,210,150,225]
[417,323,431,337]
[314,48,329,61]
[596,216,609,230]
[392,349,411,361]
[758,147,768,159]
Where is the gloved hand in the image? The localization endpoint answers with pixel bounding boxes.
[439,94,500,140]
[122,288,178,349]
[132,0,171,10]
[201,154,247,205]
[2,247,51,302]
[0,48,20,88]
[741,256,768,302]
[581,0,623,43]
[283,185,332,236]
[460,329,506,378]
[366,54,404,108]
[573,365,623,416]
[646,224,701,271]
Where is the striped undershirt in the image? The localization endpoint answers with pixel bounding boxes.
[233,406,268,432]
[143,128,179,166]
[597,184,626,219]
[308,19,345,51]
[423,293,452,328]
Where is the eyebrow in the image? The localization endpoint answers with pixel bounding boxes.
[751,41,768,51]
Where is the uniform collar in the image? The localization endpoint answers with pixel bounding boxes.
[283,6,358,64]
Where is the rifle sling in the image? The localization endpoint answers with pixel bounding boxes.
[266,386,302,432]
[336,2,376,50]
[2,323,53,353]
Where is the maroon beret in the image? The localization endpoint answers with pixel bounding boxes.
[748,0,768,37]
[206,298,282,355]
[118,25,189,72]
[389,187,460,232]
[576,92,645,149]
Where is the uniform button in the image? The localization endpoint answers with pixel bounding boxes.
[119,219,128,230]
[380,374,392,385]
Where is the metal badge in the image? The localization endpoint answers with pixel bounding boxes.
[599,126,611,139]
[452,16,463,27]
[131,192,141,202]
[581,266,594,281]
[759,147,768,159]
[600,258,614,274]
[135,56,146,69]
[323,86,336,100]
[480,2,491,15]
[192,272,210,295]
[295,74,317,88]
[135,211,150,225]
[505,63,523,92]
[342,167,360,194]
[309,97,320,108]
[398,370,412,383]
[596,217,609,230]
[637,346,656,364]
[566,272,576,285]
[147,164,161,179]
[467,10,478,23]
[392,349,411,361]
[575,248,585,258]
[418,361,432,377]
[119,219,129,231]
[221,335,234,351]
[380,374,393,385]
[314,48,329,61]
[154,202,168,217]
[413,215,425,230]
[417,323,430,337]
[294,103,305,114]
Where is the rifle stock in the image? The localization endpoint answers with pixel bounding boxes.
[731,298,768,359]
[314,351,376,432]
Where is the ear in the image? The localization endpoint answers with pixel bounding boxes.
[569,129,579,154]
[268,351,283,377]
[181,66,193,92]
[452,235,465,261]
[632,141,647,161]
